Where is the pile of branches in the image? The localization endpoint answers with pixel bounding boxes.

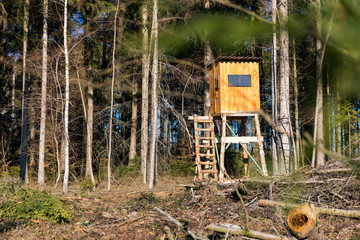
[154,160,360,239]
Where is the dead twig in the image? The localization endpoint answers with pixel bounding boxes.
[337,169,355,194]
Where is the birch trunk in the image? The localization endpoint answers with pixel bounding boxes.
[62,0,70,193]
[278,0,291,173]
[141,3,150,183]
[271,0,279,175]
[20,0,30,181]
[108,0,120,191]
[149,0,158,189]
[129,79,138,161]
[38,0,48,185]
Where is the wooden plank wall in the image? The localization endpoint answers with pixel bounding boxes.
[217,61,260,113]
[209,64,222,115]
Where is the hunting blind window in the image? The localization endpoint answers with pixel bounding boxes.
[228,74,251,87]
[215,75,219,90]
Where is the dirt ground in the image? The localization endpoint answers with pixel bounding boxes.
[1,163,360,240]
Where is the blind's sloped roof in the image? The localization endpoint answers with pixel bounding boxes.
[207,56,262,68]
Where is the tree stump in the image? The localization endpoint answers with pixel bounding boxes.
[286,203,318,239]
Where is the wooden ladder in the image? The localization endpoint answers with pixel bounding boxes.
[193,115,218,181]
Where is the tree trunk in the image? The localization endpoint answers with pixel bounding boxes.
[141,3,150,183]
[271,0,279,176]
[38,0,48,186]
[336,86,342,154]
[348,118,351,158]
[313,0,325,167]
[278,0,291,174]
[255,114,268,176]
[107,0,120,191]
[129,78,138,161]
[149,0,158,189]
[204,41,211,116]
[28,104,35,184]
[62,0,70,193]
[20,0,30,181]
[292,2,300,169]
[11,61,16,125]
[85,84,95,183]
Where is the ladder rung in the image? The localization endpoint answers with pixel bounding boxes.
[198,161,217,165]
[197,145,215,148]
[196,120,213,123]
[197,128,212,131]
[199,153,215,157]
[198,137,213,140]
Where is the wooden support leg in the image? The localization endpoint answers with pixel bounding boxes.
[243,143,249,177]
[194,115,202,180]
[255,114,268,176]
[219,114,227,182]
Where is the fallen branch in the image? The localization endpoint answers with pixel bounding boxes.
[237,177,354,184]
[259,200,360,218]
[206,223,293,240]
[154,206,207,240]
[313,168,353,174]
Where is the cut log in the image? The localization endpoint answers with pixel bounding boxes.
[286,203,318,239]
[206,223,293,240]
[259,200,360,218]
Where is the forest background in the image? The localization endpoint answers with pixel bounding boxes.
[0,0,359,192]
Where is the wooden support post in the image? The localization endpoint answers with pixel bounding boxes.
[255,114,268,176]
[219,114,227,182]
[194,115,202,180]
[243,143,249,177]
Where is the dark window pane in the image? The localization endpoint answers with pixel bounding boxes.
[215,75,219,90]
[228,75,251,87]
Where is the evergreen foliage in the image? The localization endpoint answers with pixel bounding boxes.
[0,183,72,223]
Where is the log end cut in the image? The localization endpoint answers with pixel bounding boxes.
[286,203,318,239]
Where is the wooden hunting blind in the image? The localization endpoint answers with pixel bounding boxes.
[188,56,268,182]
[209,56,261,115]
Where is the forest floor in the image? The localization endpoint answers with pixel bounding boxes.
[1,160,360,240]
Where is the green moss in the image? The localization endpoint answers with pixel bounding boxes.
[0,182,72,223]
